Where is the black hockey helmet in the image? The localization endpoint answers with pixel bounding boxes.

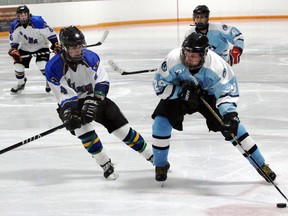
[181,33,209,70]
[193,5,210,18]
[59,25,86,61]
[16,5,30,24]
[182,32,209,53]
[193,5,210,30]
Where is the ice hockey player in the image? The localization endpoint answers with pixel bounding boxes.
[8,5,60,94]
[45,25,153,180]
[151,32,276,183]
[185,5,244,66]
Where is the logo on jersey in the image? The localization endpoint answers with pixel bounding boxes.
[161,61,167,71]
[19,31,38,44]
[222,24,228,31]
[222,68,227,78]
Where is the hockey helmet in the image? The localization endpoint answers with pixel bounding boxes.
[181,32,209,70]
[193,5,210,30]
[59,25,86,62]
[16,5,30,25]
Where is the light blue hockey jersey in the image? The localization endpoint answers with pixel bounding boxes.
[153,48,239,117]
[185,23,244,61]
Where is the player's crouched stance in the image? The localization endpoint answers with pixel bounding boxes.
[151,32,276,183]
[45,26,153,180]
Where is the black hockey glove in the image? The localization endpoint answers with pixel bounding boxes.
[222,112,240,140]
[60,107,81,131]
[179,83,203,112]
[81,95,104,125]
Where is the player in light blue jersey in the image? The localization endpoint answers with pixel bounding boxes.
[185,5,244,66]
[151,32,276,183]
[45,26,153,180]
[8,5,61,94]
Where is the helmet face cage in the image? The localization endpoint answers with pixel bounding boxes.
[59,26,87,62]
[193,5,210,29]
[181,33,209,70]
[16,5,30,25]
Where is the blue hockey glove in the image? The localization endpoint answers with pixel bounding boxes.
[222,112,240,140]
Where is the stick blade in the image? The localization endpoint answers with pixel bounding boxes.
[108,60,124,74]
[100,30,109,43]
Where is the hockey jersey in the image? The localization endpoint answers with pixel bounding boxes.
[9,15,58,52]
[153,48,239,117]
[185,23,244,61]
[45,49,109,110]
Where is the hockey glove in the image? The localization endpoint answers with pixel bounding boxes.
[179,83,203,112]
[229,46,242,66]
[8,48,22,63]
[50,42,61,54]
[60,107,81,131]
[222,112,240,140]
[81,95,104,125]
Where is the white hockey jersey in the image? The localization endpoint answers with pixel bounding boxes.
[9,15,58,52]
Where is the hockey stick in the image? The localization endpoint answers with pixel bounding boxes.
[21,30,110,58]
[108,60,157,75]
[0,124,65,155]
[200,96,288,202]
[86,30,109,47]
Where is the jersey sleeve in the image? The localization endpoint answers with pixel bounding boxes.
[220,24,244,50]
[84,50,110,96]
[153,48,182,100]
[203,51,239,116]
[9,20,20,49]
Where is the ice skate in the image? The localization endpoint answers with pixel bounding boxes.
[45,81,51,93]
[256,163,276,183]
[11,77,27,93]
[101,159,119,180]
[155,162,170,182]
[147,155,154,165]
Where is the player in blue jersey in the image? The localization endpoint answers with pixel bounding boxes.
[45,25,153,180]
[185,5,244,66]
[151,32,276,183]
[8,5,61,94]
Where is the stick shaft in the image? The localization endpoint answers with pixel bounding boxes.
[0,124,65,155]
[200,96,288,201]
[21,31,109,58]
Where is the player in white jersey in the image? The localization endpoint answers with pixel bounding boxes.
[45,26,153,180]
[8,5,60,94]
[151,32,276,183]
[185,5,244,66]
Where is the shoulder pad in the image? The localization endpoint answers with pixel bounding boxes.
[30,16,47,29]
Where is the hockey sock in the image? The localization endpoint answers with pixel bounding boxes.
[152,146,169,167]
[79,131,103,154]
[123,128,146,152]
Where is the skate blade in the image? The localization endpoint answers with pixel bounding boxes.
[106,173,119,181]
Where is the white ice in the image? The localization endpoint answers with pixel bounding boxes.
[0,20,288,216]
